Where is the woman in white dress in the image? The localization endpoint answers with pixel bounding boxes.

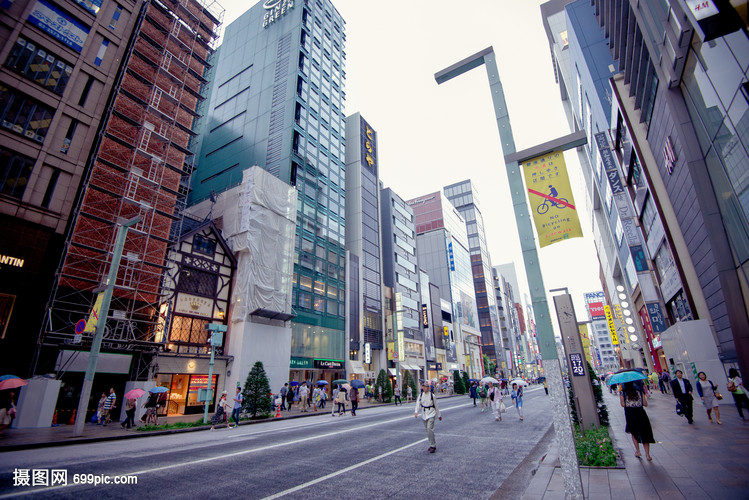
[487,382,503,422]
[696,371,722,424]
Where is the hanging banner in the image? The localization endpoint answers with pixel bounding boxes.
[522,150,583,248]
[604,305,620,345]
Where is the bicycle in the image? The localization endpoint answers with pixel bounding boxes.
[537,196,568,215]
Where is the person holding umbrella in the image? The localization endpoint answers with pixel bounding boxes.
[414,381,441,453]
[469,381,478,407]
[121,397,136,429]
[349,382,359,416]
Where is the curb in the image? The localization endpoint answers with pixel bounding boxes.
[0,394,464,452]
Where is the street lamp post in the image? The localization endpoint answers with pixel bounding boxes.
[73,216,140,437]
[435,47,586,499]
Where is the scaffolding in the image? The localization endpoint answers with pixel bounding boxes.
[39,0,224,374]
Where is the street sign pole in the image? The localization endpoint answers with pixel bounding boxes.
[203,341,215,424]
[435,47,587,499]
[73,216,140,437]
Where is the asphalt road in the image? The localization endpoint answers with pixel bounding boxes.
[0,386,552,499]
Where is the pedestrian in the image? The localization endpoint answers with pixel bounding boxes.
[299,383,309,412]
[620,381,654,460]
[211,391,230,430]
[469,382,478,406]
[142,391,159,425]
[661,371,671,394]
[393,384,402,405]
[0,390,15,437]
[658,372,667,394]
[695,371,722,424]
[487,382,503,422]
[511,383,524,421]
[414,381,441,453]
[406,385,413,404]
[96,391,107,425]
[101,388,116,426]
[670,369,694,424]
[349,386,359,416]
[321,387,327,408]
[478,384,488,412]
[232,386,243,427]
[120,397,136,429]
[311,386,320,412]
[286,384,294,411]
[543,380,548,395]
[378,384,383,403]
[727,367,749,420]
[280,383,288,411]
[333,386,347,416]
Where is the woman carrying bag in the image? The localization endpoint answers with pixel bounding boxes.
[696,371,722,424]
[487,382,503,422]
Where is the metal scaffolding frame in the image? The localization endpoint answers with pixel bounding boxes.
[39,0,224,372]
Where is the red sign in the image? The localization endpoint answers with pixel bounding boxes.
[588,302,605,319]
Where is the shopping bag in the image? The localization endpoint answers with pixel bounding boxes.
[499,401,507,413]
[675,401,684,416]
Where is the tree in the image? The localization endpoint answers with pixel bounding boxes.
[403,369,418,400]
[482,353,497,377]
[462,372,471,393]
[242,361,271,418]
[453,370,465,394]
[375,369,393,403]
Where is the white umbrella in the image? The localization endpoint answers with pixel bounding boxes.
[509,379,528,387]
[481,376,499,384]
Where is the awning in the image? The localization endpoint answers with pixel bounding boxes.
[349,360,366,374]
[388,368,397,376]
[400,364,414,370]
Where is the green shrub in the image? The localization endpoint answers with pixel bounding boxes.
[453,370,466,394]
[573,424,617,466]
[375,369,393,403]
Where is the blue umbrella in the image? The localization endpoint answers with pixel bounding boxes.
[0,375,20,381]
[349,379,365,389]
[607,371,647,385]
[316,380,328,386]
[289,381,300,386]
[149,386,169,393]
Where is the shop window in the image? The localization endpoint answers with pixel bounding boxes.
[109,4,123,29]
[0,147,35,199]
[169,315,209,344]
[4,37,73,96]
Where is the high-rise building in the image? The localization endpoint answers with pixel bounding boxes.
[541,0,749,379]
[380,187,422,380]
[493,266,520,375]
[444,179,503,365]
[408,191,481,376]
[584,291,618,370]
[345,112,383,379]
[35,0,223,390]
[191,0,348,383]
[0,0,145,376]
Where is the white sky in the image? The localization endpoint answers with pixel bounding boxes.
[218,1,603,328]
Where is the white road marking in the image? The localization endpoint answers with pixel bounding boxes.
[1,402,470,498]
[261,438,428,500]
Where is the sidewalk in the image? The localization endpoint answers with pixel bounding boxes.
[0,393,457,452]
[521,387,749,499]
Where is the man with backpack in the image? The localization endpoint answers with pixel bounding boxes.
[478,384,488,412]
[414,381,441,453]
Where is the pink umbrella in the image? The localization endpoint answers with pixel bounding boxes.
[124,388,146,399]
[0,378,27,391]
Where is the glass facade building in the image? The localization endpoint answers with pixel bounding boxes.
[192,0,348,364]
[445,179,503,364]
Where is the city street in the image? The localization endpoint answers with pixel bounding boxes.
[0,388,549,499]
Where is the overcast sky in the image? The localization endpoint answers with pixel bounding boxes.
[217,1,602,329]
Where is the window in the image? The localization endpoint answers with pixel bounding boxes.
[178,267,218,297]
[192,234,216,257]
[4,37,73,96]
[94,39,109,66]
[60,120,78,154]
[0,147,35,199]
[109,4,123,29]
[41,169,60,209]
[0,85,55,142]
[0,293,16,339]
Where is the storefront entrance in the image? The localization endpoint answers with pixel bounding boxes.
[154,373,217,416]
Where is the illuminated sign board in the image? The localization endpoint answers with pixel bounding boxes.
[360,117,377,176]
[421,304,429,328]
[604,305,619,345]
[588,301,605,319]
[314,359,343,369]
[0,254,25,268]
